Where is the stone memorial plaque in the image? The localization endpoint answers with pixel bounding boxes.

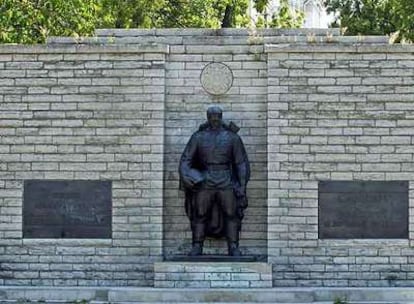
[319,181,408,239]
[200,62,233,95]
[23,180,112,238]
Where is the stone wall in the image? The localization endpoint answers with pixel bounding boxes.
[91,28,348,259]
[159,33,268,257]
[92,28,287,257]
[267,44,414,287]
[0,44,167,286]
[0,29,414,287]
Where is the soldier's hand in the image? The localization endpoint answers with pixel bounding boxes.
[238,208,244,220]
[239,197,248,209]
[183,179,195,189]
[234,186,245,198]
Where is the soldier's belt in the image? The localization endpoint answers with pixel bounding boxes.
[206,164,230,170]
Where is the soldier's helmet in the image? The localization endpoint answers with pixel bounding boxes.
[206,105,223,118]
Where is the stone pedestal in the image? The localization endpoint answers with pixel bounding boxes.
[154,261,272,288]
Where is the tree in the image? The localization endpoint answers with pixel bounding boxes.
[0,0,99,44]
[253,0,304,29]
[99,0,304,29]
[97,0,167,28]
[0,0,305,44]
[324,0,413,42]
[270,0,304,28]
[98,0,250,29]
[391,0,414,42]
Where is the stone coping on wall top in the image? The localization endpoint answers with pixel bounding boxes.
[95,28,341,37]
[0,42,169,54]
[44,35,389,46]
[263,35,388,44]
[265,43,414,53]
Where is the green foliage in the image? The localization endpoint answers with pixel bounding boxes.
[252,0,304,29]
[324,0,414,42]
[270,0,304,28]
[333,296,348,304]
[97,0,167,28]
[391,0,414,42]
[70,300,89,304]
[155,0,249,28]
[0,0,99,43]
[0,0,305,44]
[254,0,268,13]
[82,0,250,29]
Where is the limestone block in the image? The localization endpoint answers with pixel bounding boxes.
[154,262,272,288]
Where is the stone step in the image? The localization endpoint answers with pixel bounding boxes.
[99,302,412,304]
[0,302,408,304]
[0,299,334,304]
[105,300,321,303]
[1,287,414,303]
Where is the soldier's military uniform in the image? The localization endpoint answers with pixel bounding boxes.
[179,106,250,256]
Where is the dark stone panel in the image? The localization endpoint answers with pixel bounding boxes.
[319,181,408,239]
[23,180,112,238]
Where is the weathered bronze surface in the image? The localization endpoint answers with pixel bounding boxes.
[23,180,112,238]
[319,181,408,239]
[165,255,264,262]
[179,106,250,256]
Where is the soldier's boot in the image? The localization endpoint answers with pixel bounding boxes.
[228,241,241,257]
[188,242,203,256]
[189,222,205,256]
[226,219,241,256]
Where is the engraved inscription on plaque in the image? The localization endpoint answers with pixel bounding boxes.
[200,62,233,95]
[319,181,408,239]
[23,180,112,238]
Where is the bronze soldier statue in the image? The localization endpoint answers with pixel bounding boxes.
[179,106,250,256]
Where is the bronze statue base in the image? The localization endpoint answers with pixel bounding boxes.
[164,255,265,262]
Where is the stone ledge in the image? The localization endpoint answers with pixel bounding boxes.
[95,28,341,37]
[0,43,169,54]
[318,239,410,247]
[49,35,390,46]
[265,43,414,53]
[263,35,389,44]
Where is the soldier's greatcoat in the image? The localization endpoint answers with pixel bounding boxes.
[179,121,250,239]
